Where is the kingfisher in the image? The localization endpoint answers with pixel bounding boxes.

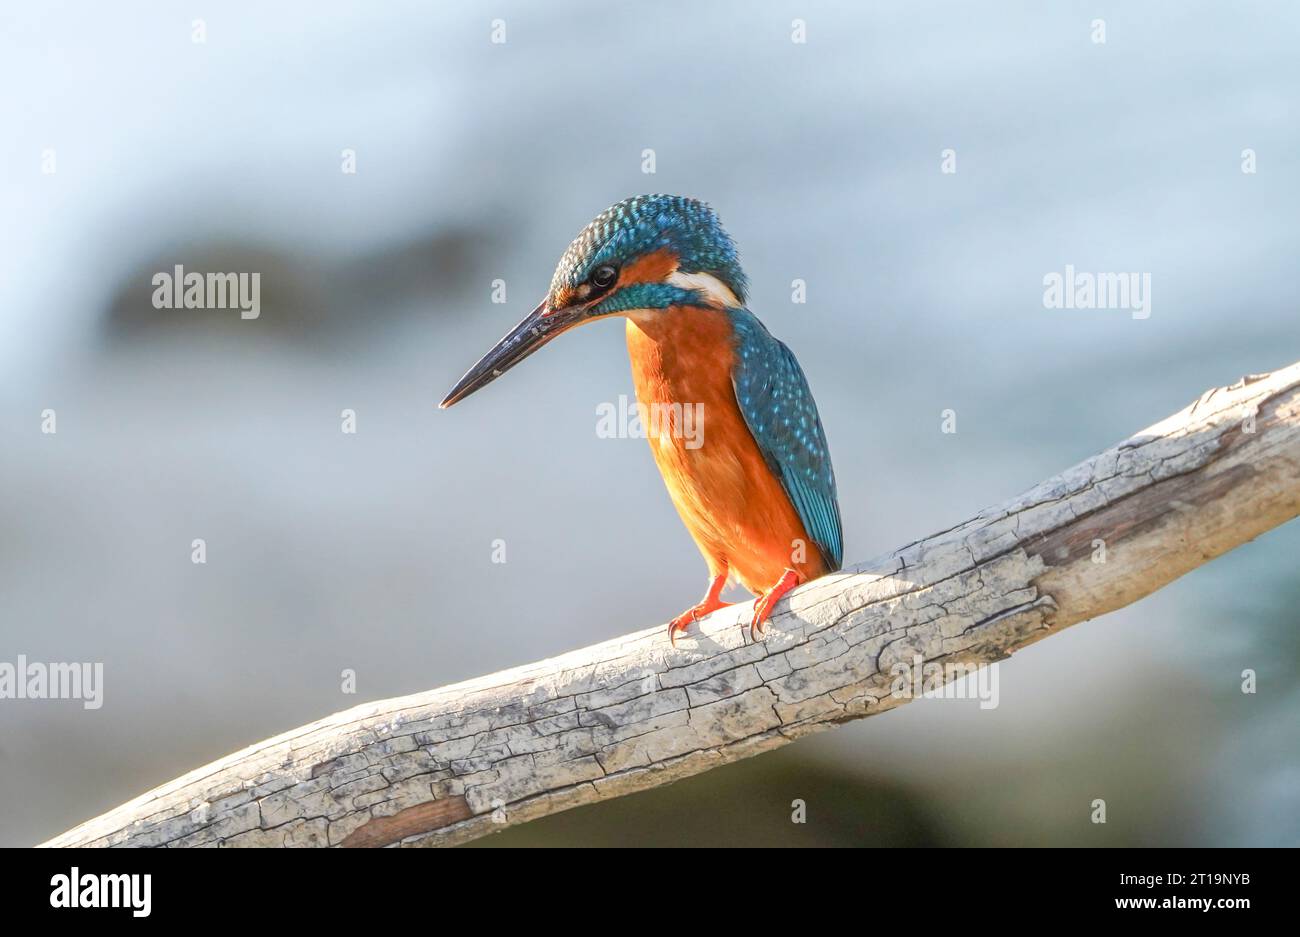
[440,195,842,644]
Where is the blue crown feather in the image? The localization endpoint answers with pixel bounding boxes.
[551,195,748,304]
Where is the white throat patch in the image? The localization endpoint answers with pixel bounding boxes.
[667,270,740,308]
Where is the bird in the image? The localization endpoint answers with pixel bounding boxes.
[440,195,841,644]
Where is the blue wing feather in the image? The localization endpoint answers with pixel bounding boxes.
[728,308,843,571]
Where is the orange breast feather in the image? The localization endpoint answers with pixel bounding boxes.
[625,307,827,594]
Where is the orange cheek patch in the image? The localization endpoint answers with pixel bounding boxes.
[618,249,679,288]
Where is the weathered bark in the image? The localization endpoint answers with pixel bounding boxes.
[42,362,1300,848]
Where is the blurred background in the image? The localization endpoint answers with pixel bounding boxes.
[1,0,1297,847]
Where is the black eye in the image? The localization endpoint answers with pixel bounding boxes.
[590,265,618,290]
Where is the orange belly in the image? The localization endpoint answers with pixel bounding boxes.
[625,308,827,595]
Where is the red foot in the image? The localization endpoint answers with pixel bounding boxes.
[667,571,733,646]
[749,569,801,640]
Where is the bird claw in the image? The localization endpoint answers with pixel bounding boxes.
[667,590,734,647]
[666,609,698,647]
[749,600,770,641]
[748,569,801,642]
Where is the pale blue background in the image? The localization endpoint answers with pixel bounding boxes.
[1,0,1296,846]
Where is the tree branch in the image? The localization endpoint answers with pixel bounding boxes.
[42,361,1300,847]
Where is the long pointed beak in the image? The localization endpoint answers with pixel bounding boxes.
[439,299,584,409]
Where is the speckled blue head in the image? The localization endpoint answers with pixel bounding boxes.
[548,194,748,314]
[441,195,748,408]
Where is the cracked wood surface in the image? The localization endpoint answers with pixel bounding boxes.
[42,362,1300,847]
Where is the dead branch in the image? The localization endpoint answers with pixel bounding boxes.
[42,362,1300,847]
